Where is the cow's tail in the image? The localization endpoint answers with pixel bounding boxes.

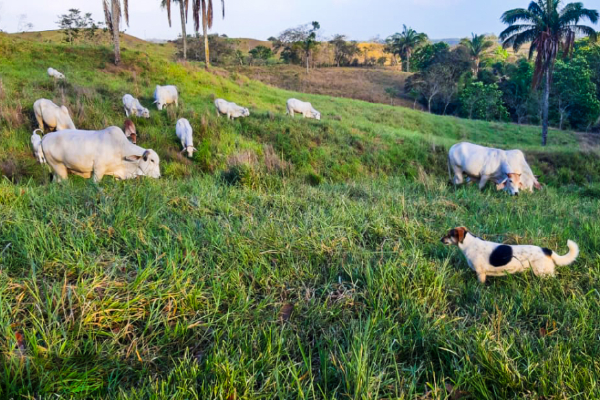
[551,240,579,266]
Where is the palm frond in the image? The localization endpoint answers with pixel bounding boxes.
[193,0,200,31]
[207,0,213,29]
[501,8,537,25]
[560,3,599,25]
[123,0,129,26]
[103,0,113,33]
[500,24,538,41]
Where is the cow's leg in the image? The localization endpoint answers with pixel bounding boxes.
[36,114,45,131]
[478,175,490,190]
[92,169,105,183]
[124,107,129,117]
[51,165,68,182]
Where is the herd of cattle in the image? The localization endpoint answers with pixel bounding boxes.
[30,67,540,193]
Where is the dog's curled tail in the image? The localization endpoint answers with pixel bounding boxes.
[551,240,579,266]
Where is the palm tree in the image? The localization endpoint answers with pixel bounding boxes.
[460,33,495,75]
[102,0,129,65]
[386,25,428,72]
[500,0,598,146]
[162,0,189,60]
[192,0,225,68]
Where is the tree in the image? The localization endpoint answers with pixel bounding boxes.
[57,9,100,45]
[17,14,34,32]
[385,25,428,72]
[161,0,189,60]
[103,0,129,65]
[302,21,320,73]
[500,0,598,146]
[249,45,273,64]
[330,34,360,67]
[460,82,509,121]
[191,0,225,69]
[552,57,600,129]
[460,33,495,75]
[411,42,449,71]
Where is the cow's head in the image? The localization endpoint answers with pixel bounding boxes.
[125,150,161,178]
[242,108,250,117]
[181,146,198,158]
[139,107,150,118]
[496,173,521,196]
[154,100,163,111]
[312,111,321,121]
[60,105,71,116]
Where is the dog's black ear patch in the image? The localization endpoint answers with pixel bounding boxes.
[542,247,552,257]
[489,245,513,267]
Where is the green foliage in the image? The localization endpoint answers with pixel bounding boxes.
[552,57,600,130]
[411,42,449,71]
[385,25,428,72]
[56,8,103,45]
[249,45,273,61]
[460,81,509,121]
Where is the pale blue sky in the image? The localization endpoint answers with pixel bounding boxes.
[2,0,597,41]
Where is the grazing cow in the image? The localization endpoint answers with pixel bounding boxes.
[123,119,137,144]
[502,150,542,192]
[122,94,150,118]
[286,98,321,120]
[47,67,65,79]
[175,118,197,158]
[153,85,178,110]
[448,142,521,195]
[33,98,76,132]
[31,130,46,164]
[214,99,250,120]
[40,126,161,182]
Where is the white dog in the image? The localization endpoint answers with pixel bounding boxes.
[441,227,579,283]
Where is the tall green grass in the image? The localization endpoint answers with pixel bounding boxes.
[1,33,600,399]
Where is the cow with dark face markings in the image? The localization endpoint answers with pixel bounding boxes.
[441,227,579,283]
[40,126,161,182]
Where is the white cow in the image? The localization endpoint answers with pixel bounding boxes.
[448,142,522,195]
[122,94,150,118]
[286,98,321,120]
[214,99,250,120]
[47,67,65,79]
[153,85,178,110]
[502,150,542,192]
[31,130,46,164]
[33,98,76,132]
[175,118,197,158]
[40,126,161,182]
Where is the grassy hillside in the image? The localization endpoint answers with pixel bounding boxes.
[228,65,419,110]
[1,33,600,399]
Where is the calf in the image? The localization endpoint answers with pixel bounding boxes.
[123,119,137,144]
[175,118,197,158]
[153,85,179,110]
[122,94,150,118]
[47,67,65,79]
[214,99,250,120]
[33,98,76,132]
[286,98,321,120]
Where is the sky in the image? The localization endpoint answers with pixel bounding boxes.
[1,0,595,41]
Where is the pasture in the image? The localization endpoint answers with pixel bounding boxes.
[1,33,600,399]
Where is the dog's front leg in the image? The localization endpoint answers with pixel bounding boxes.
[477,272,487,284]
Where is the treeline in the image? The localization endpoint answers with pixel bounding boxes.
[405,38,600,131]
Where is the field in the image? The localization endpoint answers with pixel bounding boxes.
[227,65,417,109]
[1,32,600,399]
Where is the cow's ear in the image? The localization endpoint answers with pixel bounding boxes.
[534,181,542,190]
[496,179,507,190]
[143,150,149,162]
[125,154,142,162]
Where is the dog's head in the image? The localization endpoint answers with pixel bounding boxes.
[441,227,469,245]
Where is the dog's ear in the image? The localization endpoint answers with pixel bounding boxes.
[455,227,467,243]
